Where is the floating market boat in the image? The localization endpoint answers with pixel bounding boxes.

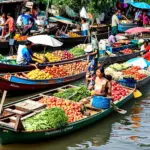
[0,60,86,92]
[0,84,134,145]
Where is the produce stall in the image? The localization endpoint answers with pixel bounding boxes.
[118,20,137,32]
[0,84,134,144]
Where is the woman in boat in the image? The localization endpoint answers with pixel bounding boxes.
[108,33,117,47]
[81,18,89,36]
[143,11,150,27]
[16,41,42,66]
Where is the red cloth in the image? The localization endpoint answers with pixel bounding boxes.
[145,46,150,51]
[144,51,150,61]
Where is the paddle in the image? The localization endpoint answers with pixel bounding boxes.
[110,101,127,114]
[133,85,142,98]
[0,90,7,114]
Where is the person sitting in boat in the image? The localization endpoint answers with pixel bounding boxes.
[22,9,35,35]
[143,50,150,61]
[108,33,117,47]
[16,41,41,66]
[140,40,148,51]
[81,18,89,36]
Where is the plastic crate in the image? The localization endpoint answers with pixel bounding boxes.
[117,79,136,88]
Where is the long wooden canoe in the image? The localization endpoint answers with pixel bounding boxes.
[0,50,141,73]
[0,84,134,145]
[0,55,86,73]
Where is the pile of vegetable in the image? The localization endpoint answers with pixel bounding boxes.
[121,48,133,54]
[23,107,68,131]
[0,54,4,60]
[109,63,131,71]
[53,86,90,102]
[70,47,85,57]
[39,97,84,123]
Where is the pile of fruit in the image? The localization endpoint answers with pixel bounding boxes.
[33,53,45,61]
[52,50,74,60]
[26,69,53,80]
[23,107,68,131]
[122,48,133,54]
[39,97,84,123]
[62,61,87,75]
[67,32,81,38]
[45,52,61,62]
[44,66,69,78]
[14,34,29,41]
[112,81,131,102]
[122,66,147,80]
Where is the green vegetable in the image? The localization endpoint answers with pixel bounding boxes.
[23,108,68,131]
[69,47,85,57]
[0,54,4,60]
[54,86,90,102]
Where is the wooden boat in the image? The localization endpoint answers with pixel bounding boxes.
[0,49,141,73]
[0,55,86,73]
[0,84,134,145]
[0,60,86,92]
[55,32,109,47]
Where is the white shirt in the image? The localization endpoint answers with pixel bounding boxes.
[140,44,145,51]
[112,14,119,27]
[16,15,23,26]
[0,17,5,24]
[82,23,89,31]
[16,45,25,64]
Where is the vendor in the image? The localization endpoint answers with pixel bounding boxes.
[0,12,6,36]
[117,10,129,22]
[16,41,41,65]
[143,51,150,61]
[134,9,142,21]
[111,10,119,35]
[140,41,148,51]
[108,33,117,47]
[22,9,35,35]
[143,11,150,27]
[81,18,89,36]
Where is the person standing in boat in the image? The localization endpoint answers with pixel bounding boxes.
[0,12,6,36]
[16,41,41,66]
[4,13,16,39]
[22,9,35,35]
[111,10,119,35]
[81,18,89,36]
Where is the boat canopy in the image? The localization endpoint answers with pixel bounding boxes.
[129,2,150,9]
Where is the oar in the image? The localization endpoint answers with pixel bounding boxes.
[133,85,142,98]
[0,90,7,114]
[111,101,127,114]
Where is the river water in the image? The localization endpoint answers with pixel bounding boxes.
[0,81,150,150]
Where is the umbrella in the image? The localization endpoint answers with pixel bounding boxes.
[125,27,150,34]
[27,35,63,47]
[129,2,150,9]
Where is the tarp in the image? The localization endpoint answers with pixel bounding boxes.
[129,2,150,9]
[127,57,149,68]
[49,16,73,24]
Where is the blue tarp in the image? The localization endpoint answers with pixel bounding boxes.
[129,2,150,9]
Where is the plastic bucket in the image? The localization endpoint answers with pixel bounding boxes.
[92,96,111,109]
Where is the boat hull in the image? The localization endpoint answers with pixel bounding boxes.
[0,92,133,145]
[0,73,85,92]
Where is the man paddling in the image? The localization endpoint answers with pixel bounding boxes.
[16,41,41,67]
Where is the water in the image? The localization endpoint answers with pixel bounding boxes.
[0,82,150,150]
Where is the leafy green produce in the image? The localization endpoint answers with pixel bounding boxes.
[54,86,90,102]
[0,54,4,60]
[23,108,68,131]
[69,47,85,57]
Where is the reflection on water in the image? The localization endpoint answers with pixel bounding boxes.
[0,83,150,150]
